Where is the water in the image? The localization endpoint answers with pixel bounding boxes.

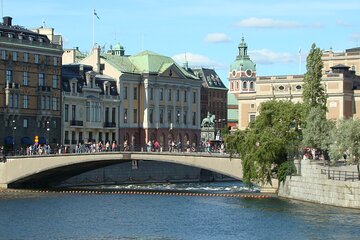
[0,182,360,240]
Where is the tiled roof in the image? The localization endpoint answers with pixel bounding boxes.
[192,67,228,90]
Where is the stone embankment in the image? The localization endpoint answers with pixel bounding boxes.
[278,159,360,208]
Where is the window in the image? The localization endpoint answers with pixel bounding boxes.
[14,94,19,108]
[249,114,256,123]
[160,88,163,101]
[124,86,128,99]
[88,132,93,142]
[41,96,45,109]
[149,109,153,123]
[150,88,153,100]
[133,109,138,123]
[184,90,187,102]
[183,112,187,124]
[72,131,76,141]
[38,73,45,86]
[8,93,13,108]
[167,110,172,123]
[53,57,58,66]
[72,105,76,120]
[46,96,50,110]
[105,107,109,122]
[52,97,58,111]
[52,75,58,88]
[65,131,69,141]
[45,56,50,65]
[23,72,29,86]
[177,89,180,101]
[24,52,29,62]
[160,109,164,124]
[6,70,12,83]
[168,89,172,101]
[86,102,90,121]
[134,87,137,100]
[23,119,28,128]
[23,95,28,109]
[112,107,116,123]
[192,112,196,125]
[34,54,39,64]
[65,104,69,122]
[124,109,128,123]
[193,92,196,103]
[250,82,254,89]
[242,81,247,89]
[13,51,17,61]
[99,132,102,142]
[1,50,6,60]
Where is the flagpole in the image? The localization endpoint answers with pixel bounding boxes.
[298,47,301,74]
[92,9,95,48]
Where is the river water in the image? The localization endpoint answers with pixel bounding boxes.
[1,181,360,240]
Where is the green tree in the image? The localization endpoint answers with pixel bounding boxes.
[225,100,303,184]
[302,43,327,112]
[329,119,360,174]
[302,106,335,158]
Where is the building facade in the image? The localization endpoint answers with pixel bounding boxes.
[227,92,238,130]
[322,47,360,75]
[190,67,228,130]
[0,16,63,151]
[229,38,360,130]
[61,64,120,150]
[78,45,202,150]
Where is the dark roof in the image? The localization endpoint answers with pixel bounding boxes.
[191,67,228,90]
[346,47,360,53]
[331,64,350,69]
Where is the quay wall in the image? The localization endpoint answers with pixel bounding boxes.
[278,159,360,209]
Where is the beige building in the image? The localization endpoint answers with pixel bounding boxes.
[229,39,360,130]
[61,64,120,149]
[322,47,360,75]
[0,16,63,150]
[70,44,202,149]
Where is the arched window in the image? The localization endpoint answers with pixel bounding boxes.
[242,81,247,89]
[250,82,254,89]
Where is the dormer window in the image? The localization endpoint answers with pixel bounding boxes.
[18,34,23,40]
[7,33,13,38]
[29,35,34,41]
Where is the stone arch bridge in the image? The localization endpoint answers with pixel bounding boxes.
[0,152,277,192]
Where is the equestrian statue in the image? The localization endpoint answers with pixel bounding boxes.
[201,112,215,128]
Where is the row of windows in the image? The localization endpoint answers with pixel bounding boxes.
[64,104,117,123]
[8,119,57,129]
[5,70,59,88]
[1,49,59,66]
[2,31,46,43]
[231,81,255,90]
[7,93,58,110]
[148,109,197,125]
[64,131,116,143]
[123,86,197,103]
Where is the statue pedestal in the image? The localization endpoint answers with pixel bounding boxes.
[201,127,216,142]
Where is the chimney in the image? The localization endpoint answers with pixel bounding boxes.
[3,16,12,26]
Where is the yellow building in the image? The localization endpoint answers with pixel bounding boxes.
[0,16,63,150]
[229,39,360,130]
[322,47,360,75]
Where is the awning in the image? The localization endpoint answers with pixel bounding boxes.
[4,136,14,145]
[21,137,33,145]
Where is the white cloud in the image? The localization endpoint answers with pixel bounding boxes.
[236,17,303,28]
[249,49,296,65]
[336,20,352,27]
[172,52,225,68]
[204,33,231,43]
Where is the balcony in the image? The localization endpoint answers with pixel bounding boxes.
[103,122,116,128]
[70,120,83,126]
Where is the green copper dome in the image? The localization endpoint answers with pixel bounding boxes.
[230,37,256,72]
[113,43,124,50]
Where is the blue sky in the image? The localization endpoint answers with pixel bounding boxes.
[4,0,360,86]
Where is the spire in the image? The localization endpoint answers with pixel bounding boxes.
[237,36,250,60]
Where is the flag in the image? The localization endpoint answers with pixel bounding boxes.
[94,9,100,20]
[298,47,301,55]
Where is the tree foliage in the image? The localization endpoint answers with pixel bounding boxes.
[302,43,327,112]
[225,100,303,184]
[329,119,360,168]
[302,106,335,153]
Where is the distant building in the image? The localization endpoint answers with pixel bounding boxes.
[229,38,360,130]
[190,67,228,130]
[61,64,120,150]
[227,92,238,130]
[79,45,202,149]
[0,16,63,150]
[322,47,360,75]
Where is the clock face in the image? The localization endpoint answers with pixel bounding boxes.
[246,69,252,77]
